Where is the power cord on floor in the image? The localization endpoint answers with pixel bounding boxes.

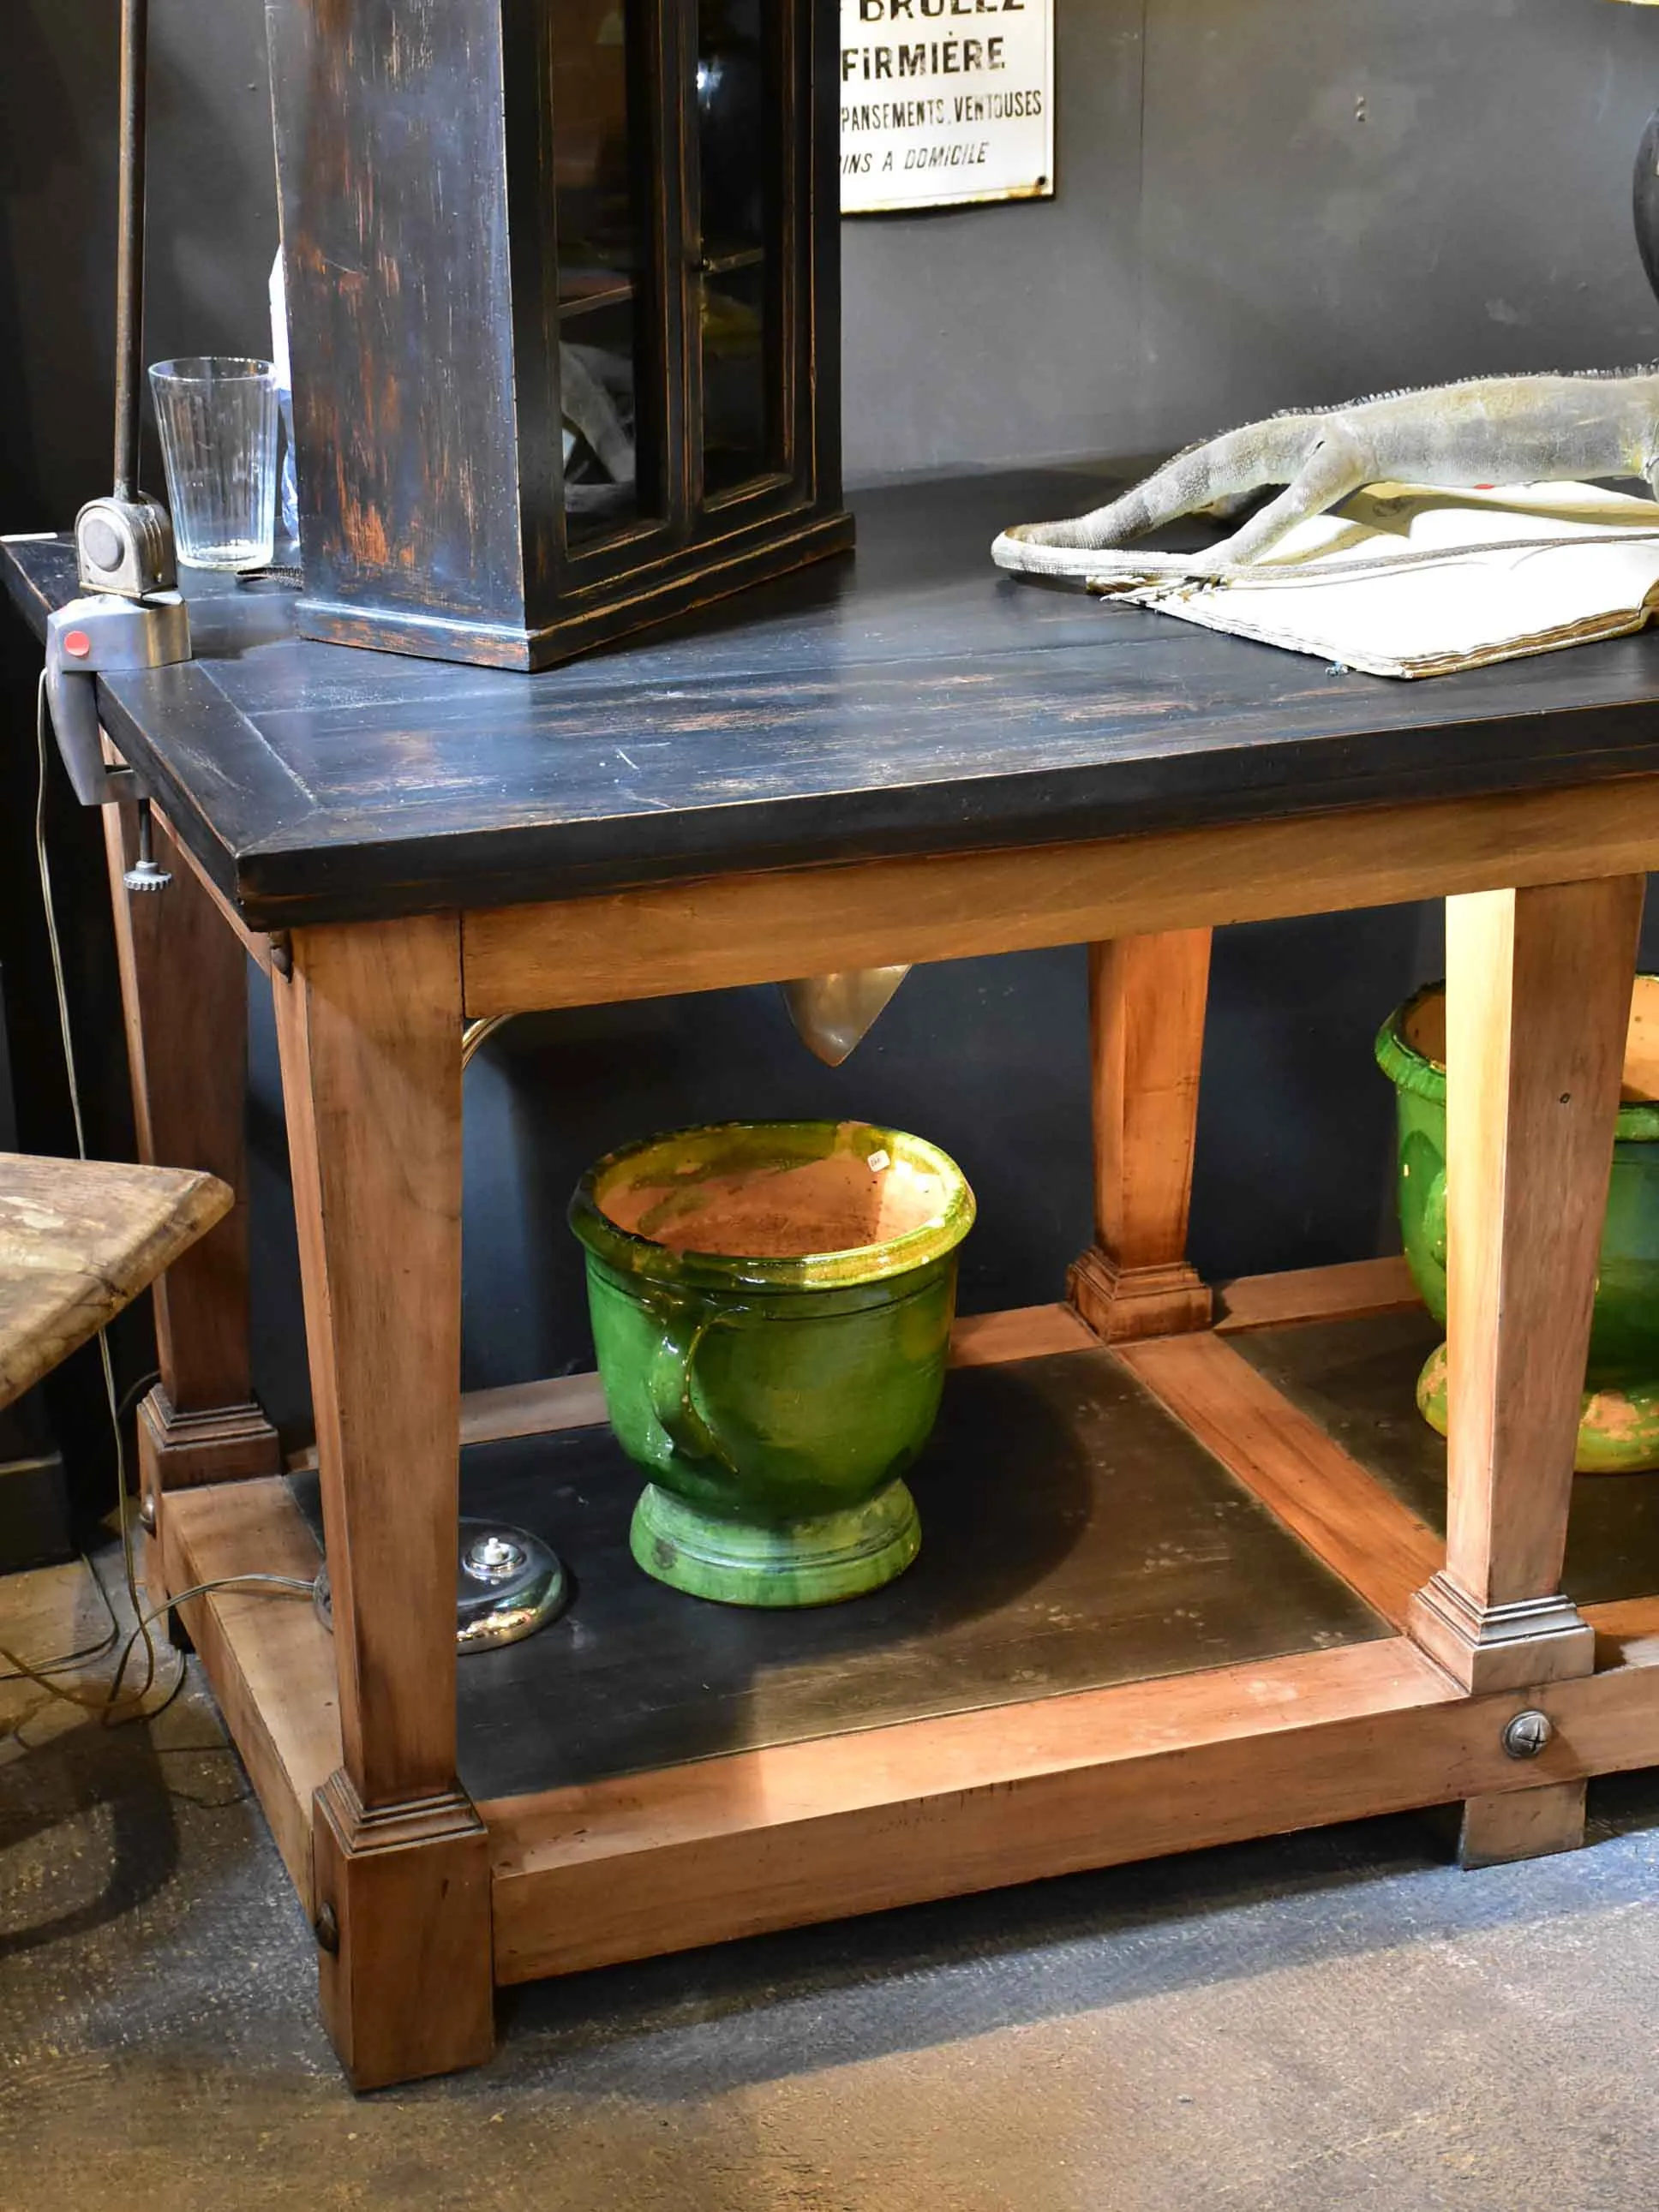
[0,1542,119,1684]
[0,1369,162,1687]
[3,672,314,1733]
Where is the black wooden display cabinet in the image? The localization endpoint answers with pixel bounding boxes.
[266,0,852,669]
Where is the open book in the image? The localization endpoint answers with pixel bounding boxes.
[1083,481,1659,679]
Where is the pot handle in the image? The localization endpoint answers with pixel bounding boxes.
[647,1301,734,1468]
[1424,1168,1448,1271]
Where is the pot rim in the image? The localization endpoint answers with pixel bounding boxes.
[1376,978,1659,1141]
[568,1118,977,1292]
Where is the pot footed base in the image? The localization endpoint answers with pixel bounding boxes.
[1417,1342,1659,1474]
[630,1478,922,1606]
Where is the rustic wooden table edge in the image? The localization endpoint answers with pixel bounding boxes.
[15,474,1659,933]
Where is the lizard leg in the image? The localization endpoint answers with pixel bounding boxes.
[993,416,1322,567]
[998,452,1236,554]
[1195,431,1370,569]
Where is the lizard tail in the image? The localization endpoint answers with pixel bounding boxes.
[991,415,1322,577]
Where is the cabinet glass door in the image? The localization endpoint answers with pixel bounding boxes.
[695,0,784,501]
[551,0,661,546]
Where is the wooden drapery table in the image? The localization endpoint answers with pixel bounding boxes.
[11,463,1659,2090]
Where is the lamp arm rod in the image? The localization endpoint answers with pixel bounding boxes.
[113,0,148,502]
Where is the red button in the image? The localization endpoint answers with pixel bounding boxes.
[63,631,92,659]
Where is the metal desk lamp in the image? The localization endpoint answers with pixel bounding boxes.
[38,0,566,1651]
[42,0,189,891]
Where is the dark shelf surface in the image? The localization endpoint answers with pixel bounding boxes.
[13,461,1659,929]
[1231,1305,1659,1609]
[558,283,636,319]
[294,1342,1389,1802]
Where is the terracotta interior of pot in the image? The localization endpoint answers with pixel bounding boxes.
[601,1140,950,1258]
[1404,977,1659,1103]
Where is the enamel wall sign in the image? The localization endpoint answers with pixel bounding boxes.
[839,0,1054,214]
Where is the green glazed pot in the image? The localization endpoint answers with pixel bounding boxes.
[1376,978,1659,1473]
[569,1120,975,1605]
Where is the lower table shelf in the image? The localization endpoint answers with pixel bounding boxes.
[295,1332,1390,1800]
[1231,1306,1659,1609]
[159,1264,1659,1998]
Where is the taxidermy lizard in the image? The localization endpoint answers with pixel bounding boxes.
[991,371,1659,579]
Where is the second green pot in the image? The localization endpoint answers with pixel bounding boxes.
[569,1119,975,1605]
[1377,977,1659,1472]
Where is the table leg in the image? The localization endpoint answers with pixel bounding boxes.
[1409,878,1643,1730]
[1447,1781,1588,1868]
[273,915,492,2090]
[103,799,281,1505]
[1069,930,1213,1341]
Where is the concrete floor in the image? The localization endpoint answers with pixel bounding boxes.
[4,1555,1659,2212]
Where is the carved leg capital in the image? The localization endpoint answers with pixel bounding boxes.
[312,1768,494,2091]
[1068,1249,1212,1342]
[1408,1572,1594,1695]
[137,1385,282,1496]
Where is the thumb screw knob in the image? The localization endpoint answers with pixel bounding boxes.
[123,797,171,894]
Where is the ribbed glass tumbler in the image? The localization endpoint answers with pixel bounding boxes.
[148,356,278,571]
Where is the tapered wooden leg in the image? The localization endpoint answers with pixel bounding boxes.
[1069,930,1213,1342]
[273,915,492,2091]
[1410,877,1644,1700]
[103,799,280,1501]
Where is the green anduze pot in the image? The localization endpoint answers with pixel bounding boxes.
[569,1120,976,1606]
[1377,978,1659,1474]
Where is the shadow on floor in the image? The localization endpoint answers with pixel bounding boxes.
[9,1629,1659,2212]
[0,1715,181,1959]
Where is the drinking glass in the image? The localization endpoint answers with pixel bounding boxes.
[148,356,279,571]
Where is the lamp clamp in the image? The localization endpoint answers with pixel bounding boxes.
[45,592,191,812]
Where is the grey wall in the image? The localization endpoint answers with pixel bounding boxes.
[4,0,1658,1453]
[842,0,1659,477]
[11,0,1659,508]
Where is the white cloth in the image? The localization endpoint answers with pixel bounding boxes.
[1081,482,1659,679]
[268,250,299,543]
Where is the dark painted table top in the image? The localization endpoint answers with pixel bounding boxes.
[10,461,1659,930]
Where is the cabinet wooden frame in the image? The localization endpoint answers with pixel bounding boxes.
[266,0,852,671]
